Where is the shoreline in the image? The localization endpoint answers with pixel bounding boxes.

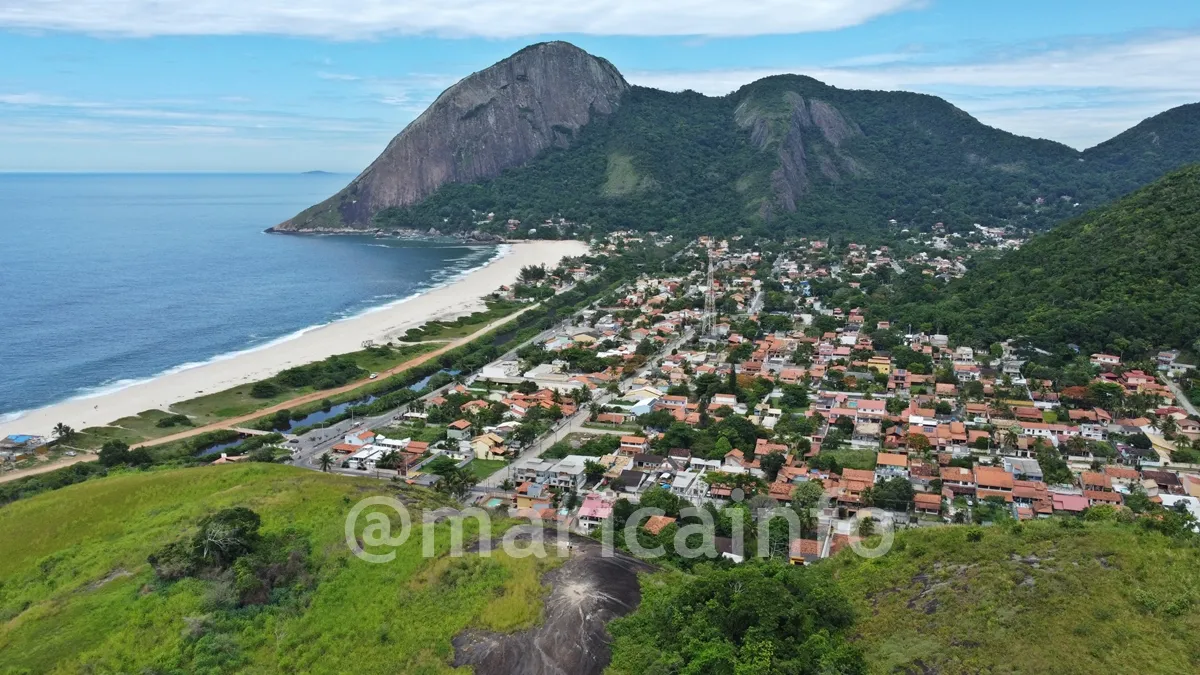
[0,239,588,439]
[1,242,510,424]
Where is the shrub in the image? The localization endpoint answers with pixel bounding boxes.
[250,381,281,399]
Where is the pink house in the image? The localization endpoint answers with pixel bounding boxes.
[577,494,614,531]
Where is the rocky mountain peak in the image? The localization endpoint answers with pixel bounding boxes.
[274,41,628,232]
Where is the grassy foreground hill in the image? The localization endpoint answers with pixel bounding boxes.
[0,464,556,675]
[880,164,1200,354]
[4,466,1199,674]
[824,519,1200,675]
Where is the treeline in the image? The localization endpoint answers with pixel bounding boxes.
[872,165,1200,355]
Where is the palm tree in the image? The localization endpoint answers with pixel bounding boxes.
[1157,415,1178,439]
[318,452,333,472]
[1065,435,1089,457]
[378,450,399,469]
[1002,427,1020,451]
[435,466,479,500]
[53,422,75,444]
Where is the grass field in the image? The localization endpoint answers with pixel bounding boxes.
[0,463,557,674]
[466,459,508,481]
[374,424,446,444]
[70,424,146,450]
[170,343,435,425]
[818,447,878,470]
[825,519,1200,674]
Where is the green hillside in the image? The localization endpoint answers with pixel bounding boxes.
[369,71,1200,238]
[877,164,1200,353]
[826,519,1200,675]
[0,464,553,675]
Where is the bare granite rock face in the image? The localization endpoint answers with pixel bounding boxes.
[452,533,655,675]
[274,41,628,231]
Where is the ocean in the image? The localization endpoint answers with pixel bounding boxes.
[0,173,500,420]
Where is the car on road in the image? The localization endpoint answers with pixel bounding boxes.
[369,372,379,379]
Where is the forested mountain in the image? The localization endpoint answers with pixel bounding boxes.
[876,164,1200,354]
[275,42,1200,237]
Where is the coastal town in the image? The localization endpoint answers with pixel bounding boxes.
[23,230,1175,563]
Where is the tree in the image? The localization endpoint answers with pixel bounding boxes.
[1001,427,1020,450]
[639,486,684,518]
[435,466,479,501]
[905,432,932,455]
[250,381,280,399]
[1157,414,1179,438]
[319,452,333,472]
[97,440,131,467]
[791,480,825,537]
[759,451,787,482]
[713,435,733,457]
[858,516,876,537]
[52,423,76,444]
[866,477,914,512]
[192,507,261,569]
[584,460,607,484]
[607,563,864,673]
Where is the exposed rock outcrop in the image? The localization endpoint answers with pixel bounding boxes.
[273,41,628,231]
[741,92,865,215]
[452,533,654,675]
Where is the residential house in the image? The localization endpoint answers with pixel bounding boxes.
[470,433,507,460]
[619,435,650,456]
[788,538,821,565]
[974,465,1014,503]
[875,453,910,481]
[447,419,473,441]
[913,492,942,515]
[577,494,614,531]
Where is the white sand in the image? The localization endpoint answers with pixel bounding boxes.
[0,240,589,439]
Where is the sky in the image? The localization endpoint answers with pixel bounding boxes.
[2,1,1200,171]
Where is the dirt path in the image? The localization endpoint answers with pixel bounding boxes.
[0,454,94,484]
[134,306,538,449]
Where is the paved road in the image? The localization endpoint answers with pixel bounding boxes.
[1165,378,1199,417]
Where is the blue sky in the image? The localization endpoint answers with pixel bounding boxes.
[2,0,1199,171]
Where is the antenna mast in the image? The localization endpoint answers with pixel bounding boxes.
[703,248,716,337]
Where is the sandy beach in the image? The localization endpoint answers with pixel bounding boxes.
[0,239,588,440]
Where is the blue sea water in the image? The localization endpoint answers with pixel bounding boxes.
[0,173,500,420]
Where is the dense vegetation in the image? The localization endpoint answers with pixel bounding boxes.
[607,563,864,674]
[876,164,1200,353]
[373,77,1200,238]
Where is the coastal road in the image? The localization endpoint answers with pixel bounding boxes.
[133,302,551,450]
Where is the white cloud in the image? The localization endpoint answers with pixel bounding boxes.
[317,71,361,81]
[0,0,920,38]
[627,33,1200,148]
